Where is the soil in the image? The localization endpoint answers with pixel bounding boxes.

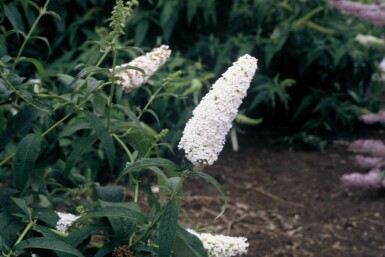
[181,131,385,257]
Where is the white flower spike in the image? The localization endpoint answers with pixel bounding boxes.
[179,54,258,165]
[188,229,249,257]
[114,45,171,92]
[56,211,80,232]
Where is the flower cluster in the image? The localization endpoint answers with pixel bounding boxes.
[328,0,385,26]
[56,212,79,232]
[355,34,385,48]
[341,169,384,188]
[187,229,249,257]
[341,139,385,188]
[359,110,385,124]
[349,139,385,157]
[178,54,258,165]
[113,45,171,92]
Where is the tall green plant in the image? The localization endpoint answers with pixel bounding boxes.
[0,1,229,256]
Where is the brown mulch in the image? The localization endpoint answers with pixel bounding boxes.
[181,132,385,257]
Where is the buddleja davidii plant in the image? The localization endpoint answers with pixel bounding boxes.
[0,1,211,256]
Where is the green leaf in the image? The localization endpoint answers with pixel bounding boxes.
[4,3,25,36]
[12,133,42,191]
[84,111,115,170]
[117,158,178,181]
[64,224,102,248]
[235,114,263,125]
[59,121,90,137]
[29,36,52,56]
[95,186,125,202]
[64,135,98,177]
[0,212,24,246]
[78,66,111,78]
[159,200,178,257]
[19,57,45,79]
[14,237,85,257]
[0,106,43,149]
[99,201,140,241]
[11,197,32,219]
[187,171,227,218]
[173,227,208,257]
[135,19,149,46]
[85,205,147,224]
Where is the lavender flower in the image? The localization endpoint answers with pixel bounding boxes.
[328,0,385,26]
[354,155,385,169]
[341,169,383,188]
[359,110,385,124]
[56,212,79,232]
[349,139,385,157]
[113,45,171,92]
[178,55,258,165]
[187,229,249,257]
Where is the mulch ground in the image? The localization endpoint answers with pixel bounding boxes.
[181,131,385,257]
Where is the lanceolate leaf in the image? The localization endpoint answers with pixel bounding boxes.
[84,111,115,170]
[85,205,148,224]
[187,171,227,218]
[159,200,178,257]
[64,135,98,177]
[12,133,42,191]
[117,158,178,181]
[0,106,43,149]
[14,237,85,257]
[173,227,208,257]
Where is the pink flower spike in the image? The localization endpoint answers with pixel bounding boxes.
[359,110,385,124]
[354,155,384,170]
[349,139,385,157]
[341,170,383,188]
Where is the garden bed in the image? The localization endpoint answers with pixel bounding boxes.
[181,131,385,257]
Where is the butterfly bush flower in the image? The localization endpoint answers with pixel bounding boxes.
[328,0,385,26]
[187,229,249,257]
[178,55,258,165]
[354,155,385,170]
[341,169,384,188]
[114,45,171,92]
[355,34,385,48]
[56,212,79,232]
[349,139,385,157]
[359,110,385,124]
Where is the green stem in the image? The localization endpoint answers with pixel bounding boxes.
[138,86,164,119]
[6,220,36,257]
[0,73,48,112]
[112,133,133,162]
[107,41,118,130]
[1,48,111,167]
[134,181,139,203]
[12,0,51,73]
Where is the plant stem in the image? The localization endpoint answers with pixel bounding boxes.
[0,73,48,112]
[0,48,111,167]
[107,41,118,130]
[12,0,51,73]
[6,220,36,257]
[112,133,133,162]
[134,181,139,203]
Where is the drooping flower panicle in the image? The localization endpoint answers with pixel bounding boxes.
[188,229,249,257]
[349,139,385,157]
[114,45,171,92]
[178,55,258,165]
[328,0,385,26]
[56,212,80,232]
[355,34,385,48]
[341,169,384,188]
